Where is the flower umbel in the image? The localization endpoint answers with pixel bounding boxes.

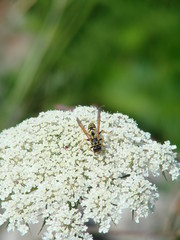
[0,106,179,239]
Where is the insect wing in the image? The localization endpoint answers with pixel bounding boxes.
[77,118,91,141]
[96,108,101,139]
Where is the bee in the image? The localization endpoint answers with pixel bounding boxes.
[77,109,104,154]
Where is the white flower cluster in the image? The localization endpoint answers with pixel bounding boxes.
[0,106,179,240]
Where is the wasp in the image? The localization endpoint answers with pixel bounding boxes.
[77,109,104,154]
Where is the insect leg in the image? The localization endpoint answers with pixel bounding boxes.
[89,146,94,152]
[99,137,104,147]
[80,138,90,147]
[99,130,112,134]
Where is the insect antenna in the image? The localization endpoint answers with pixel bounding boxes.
[96,108,101,140]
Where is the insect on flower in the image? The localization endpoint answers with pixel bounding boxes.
[77,108,105,154]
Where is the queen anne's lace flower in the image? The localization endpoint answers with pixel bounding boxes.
[0,106,179,240]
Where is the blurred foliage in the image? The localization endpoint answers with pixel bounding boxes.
[0,0,180,152]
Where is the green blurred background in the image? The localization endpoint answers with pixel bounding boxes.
[0,0,180,150]
[0,1,180,239]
